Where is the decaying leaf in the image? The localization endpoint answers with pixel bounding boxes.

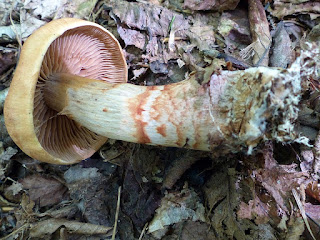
[237,196,270,224]
[183,0,240,11]
[253,144,309,212]
[0,147,17,161]
[242,0,271,66]
[270,22,295,68]
[20,175,68,207]
[271,1,320,19]
[14,193,36,229]
[0,49,17,76]
[170,220,217,240]
[117,26,146,49]
[108,0,189,37]
[307,23,320,43]
[148,185,205,238]
[5,181,23,196]
[30,218,112,238]
[18,0,99,39]
[203,166,250,239]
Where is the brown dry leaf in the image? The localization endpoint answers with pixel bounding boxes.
[305,203,320,227]
[270,22,295,68]
[5,181,23,196]
[235,143,315,238]
[0,147,18,161]
[285,217,305,240]
[237,196,270,224]
[19,0,98,39]
[218,8,251,45]
[183,0,240,11]
[305,181,320,202]
[122,160,162,229]
[186,25,215,52]
[271,1,320,19]
[0,49,17,76]
[29,218,112,238]
[20,175,68,207]
[20,193,35,215]
[253,145,309,212]
[173,221,216,240]
[300,148,314,172]
[117,26,146,49]
[0,147,17,180]
[59,0,98,19]
[307,24,320,43]
[64,165,115,226]
[108,0,189,37]
[162,151,202,189]
[148,185,206,239]
[14,194,36,229]
[107,1,217,49]
[106,0,190,66]
[243,0,271,66]
[203,167,252,240]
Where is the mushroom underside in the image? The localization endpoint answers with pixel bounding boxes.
[34,26,127,161]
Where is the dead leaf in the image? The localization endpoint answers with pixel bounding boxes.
[183,0,240,11]
[108,0,189,37]
[237,196,270,224]
[122,160,162,229]
[64,166,114,226]
[175,221,216,240]
[186,25,216,52]
[245,0,271,66]
[148,185,206,235]
[118,26,146,49]
[271,1,320,19]
[0,49,17,75]
[20,175,68,207]
[5,181,23,196]
[0,147,18,161]
[132,68,148,80]
[30,218,112,238]
[19,0,98,39]
[270,22,295,68]
[150,60,168,74]
[14,194,36,229]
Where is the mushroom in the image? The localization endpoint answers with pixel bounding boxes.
[4,18,311,165]
[4,18,126,164]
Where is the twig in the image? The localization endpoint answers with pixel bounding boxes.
[292,188,316,240]
[9,2,22,49]
[138,223,148,240]
[111,186,122,240]
[0,223,29,240]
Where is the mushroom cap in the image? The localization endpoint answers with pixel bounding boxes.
[4,18,127,164]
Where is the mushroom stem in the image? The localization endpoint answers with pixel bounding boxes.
[44,72,217,151]
[44,61,304,154]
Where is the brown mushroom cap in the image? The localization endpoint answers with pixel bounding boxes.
[4,18,127,164]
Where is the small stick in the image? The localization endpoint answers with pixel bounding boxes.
[112,186,122,240]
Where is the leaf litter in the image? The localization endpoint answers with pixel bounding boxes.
[1,0,320,239]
